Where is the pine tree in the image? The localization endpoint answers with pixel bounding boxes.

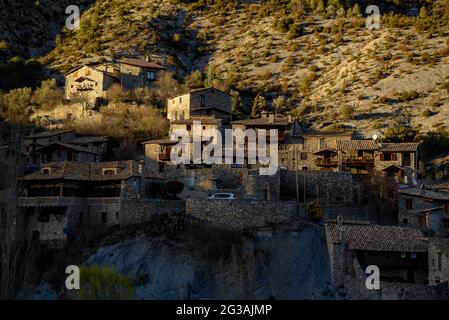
[251,94,266,118]
[352,3,361,17]
[231,91,243,115]
[316,0,325,12]
[419,6,428,19]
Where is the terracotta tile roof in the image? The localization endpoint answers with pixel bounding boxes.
[120,58,165,69]
[89,161,141,181]
[69,136,110,144]
[232,117,289,126]
[325,222,427,253]
[19,161,141,182]
[141,139,178,145]
[426,182,449,190]
[171,116,221,125]
[399,187,449,201]
[379,142,419,152]
[36,142,99,155]
[25,130,74,139]
[302,131,354,137]
[19,162,90,181]
[168,87,232,99]
[337,140,379,151]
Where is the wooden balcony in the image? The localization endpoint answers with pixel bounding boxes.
[159,153,171,161]
[316,158,338,166]
[343,157,375,165]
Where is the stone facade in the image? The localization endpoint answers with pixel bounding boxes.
[120,58,166,90]
[398,188,449,237]
[374,143,419,184]
[119,199,185,226]
[343,258,449,300]
[186,199,297,229]
[167,87,232,124]
[36,143,99,164]
[279,133,353,172]
[428,238,449,286]
[65,64,119,103]
[23,130,76,153]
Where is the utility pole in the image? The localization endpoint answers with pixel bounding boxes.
[303,170,307,218]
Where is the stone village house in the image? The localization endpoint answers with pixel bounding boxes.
[325,218,449,299]
[119,58,166,91]
[18,161,145,244]
[398,187,449,237]
[23,130,111,167]
[65,63,120,104]
[65,58,166,104]
[167,87,233,125]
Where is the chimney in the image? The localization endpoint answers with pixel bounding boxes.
[145,54,150,62]
[268,112,275,123]
[261,110,268,119]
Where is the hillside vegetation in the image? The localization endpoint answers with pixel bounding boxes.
[1,0,449,140]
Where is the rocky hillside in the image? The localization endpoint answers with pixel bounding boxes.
[4,0,449,136]
[0,0,94,60]
[29,224,335,300]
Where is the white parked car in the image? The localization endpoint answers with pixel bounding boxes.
[208,193,236,200]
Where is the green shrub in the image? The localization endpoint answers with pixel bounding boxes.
[77,266,134,300]
[421,108,433,117]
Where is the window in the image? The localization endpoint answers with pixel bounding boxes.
[403,152,411,166]
[186,125,191,131]
[403,219,408,225]
[319,138,326,149]
[382,153,392,161]
[179,97,182,103]
[300,153,308,160]
[405,199,413,210]
[101,212,108,225]
[357,150,363,157]
[42,168,51,175]
[102,168,117,176]
[79,212,84,226]
[438,252,442,271]
[146,71,156,81]
[443,219,449,229]
[200,95,206,107]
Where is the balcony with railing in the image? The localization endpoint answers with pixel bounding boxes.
[316,157,338,166]
[343,156,375,166]
[19,197,120,207]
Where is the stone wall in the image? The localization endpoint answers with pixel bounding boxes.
[186,199,297,229]
[374,150,417,183]
[119,199,185,226]
[398,193,449,237]
[428,240,449,285]
[167,88,232,122]
[343,258,449,300]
